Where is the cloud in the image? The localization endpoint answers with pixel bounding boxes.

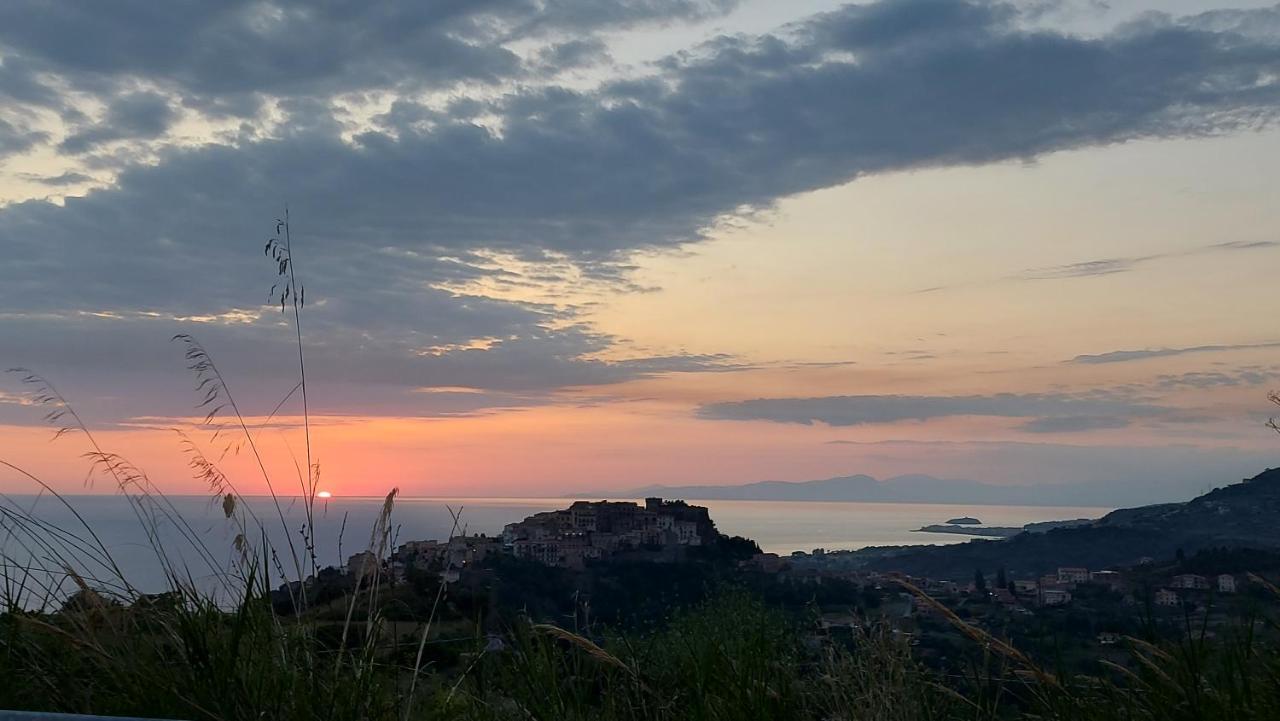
[4,0,1280,420]
[697,392,1165,426]
[0,1,743,162]
[3,1,1277,285]
[1018,415,1132,433]
[0,301,739,424]
[1068,342,1280,365]
[923,239,1280,291]
[0,117,48,158]
[17,171,94,186]
[0,1,736,103]
[1153,367,1280,390]
[1019,241,1279,281]
[59,92,176,154]
[1021,257,1144,280]
[532,38,613,75]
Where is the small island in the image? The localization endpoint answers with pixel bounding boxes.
[913,517,1095,539]
[915,524,1023,538]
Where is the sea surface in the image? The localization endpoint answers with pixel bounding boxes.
[0,494,1108,598]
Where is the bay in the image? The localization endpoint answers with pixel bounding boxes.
[0,494,1108,598]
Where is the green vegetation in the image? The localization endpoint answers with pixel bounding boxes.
[4,568,1280,720]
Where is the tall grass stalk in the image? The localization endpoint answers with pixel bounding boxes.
[266,209,320,580]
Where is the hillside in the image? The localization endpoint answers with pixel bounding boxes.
[867,467,1280,580]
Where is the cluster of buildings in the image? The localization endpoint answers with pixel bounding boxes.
[745,552,1249,612]
[384,534,505,582]
[1010,569,1239,609]
[958,566,1243,610]
[1155,573,1238,606]
[500,498,717,568]
[339,502,1252,621]
[343,498,721,579]
[1006,567,1123,607]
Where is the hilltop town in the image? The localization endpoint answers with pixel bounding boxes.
[340,497,726,588]
[308,482,1280,666]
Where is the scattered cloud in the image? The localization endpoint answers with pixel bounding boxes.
[0,390,36,406]
[17,170,94,186]
[1021,257,1144,280]
[922,239,1280,292]
[1153,367,1280,390]
[1068,342,1280,365]
[1019,241,1279,281]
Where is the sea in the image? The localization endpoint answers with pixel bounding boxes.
[0,494,1108,599]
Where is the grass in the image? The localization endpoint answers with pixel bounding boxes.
[2,215,1280,720]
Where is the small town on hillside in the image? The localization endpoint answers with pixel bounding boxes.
[344,498,718,582]
[331,498,1269,658]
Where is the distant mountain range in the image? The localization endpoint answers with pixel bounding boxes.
[589,472,1218,508]
[865,467,1280,580]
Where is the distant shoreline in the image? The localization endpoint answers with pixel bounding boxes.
[16,493,1114,510]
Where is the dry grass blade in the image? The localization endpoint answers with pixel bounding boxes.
[534,623,636,677]
[1248,572,1280,598]
[1117,637,1175,687]
[894,577,1061,689]
[1099,659,1145,687]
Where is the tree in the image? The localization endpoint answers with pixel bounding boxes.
[974,568,987,593]
[996,566,1008,590]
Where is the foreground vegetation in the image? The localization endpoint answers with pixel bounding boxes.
[3,571,1280,721]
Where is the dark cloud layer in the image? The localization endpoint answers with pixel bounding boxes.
[697,392,1165,427]
[59,92,175,154]
[0,1,735,105]
[1018,415,1132,433]
[0,117,48,158]
[3,0,1280,419]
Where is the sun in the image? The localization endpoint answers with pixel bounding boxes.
[316,491,332,499]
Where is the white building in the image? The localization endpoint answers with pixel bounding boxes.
[1155,589,1180,607]
[1057,567,1089,584]
[1041,588,1072,606]
[1171,574,1208,590]
[1217,574,1237,593]
[1013,580,1039,595]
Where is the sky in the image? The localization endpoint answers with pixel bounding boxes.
[2,0,1280,503]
